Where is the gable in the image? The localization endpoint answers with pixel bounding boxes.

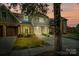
[0,5,20,24]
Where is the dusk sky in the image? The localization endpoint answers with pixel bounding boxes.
[4,3,79,27]
[47,3,79,27]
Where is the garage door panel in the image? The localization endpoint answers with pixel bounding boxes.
[6,26,18,36]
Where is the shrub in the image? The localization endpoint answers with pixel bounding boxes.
[18,34,23,37]
[13,36,47,49]
[42,33,50,37]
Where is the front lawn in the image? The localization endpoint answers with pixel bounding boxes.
[13,36,48,49]
[63,33,79,40]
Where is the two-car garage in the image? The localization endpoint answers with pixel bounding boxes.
[0,25,18,37]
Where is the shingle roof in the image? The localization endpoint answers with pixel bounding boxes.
[0,4,20,24]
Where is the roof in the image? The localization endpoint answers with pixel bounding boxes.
[0,4,20,24]
[13,13,23,21]
[21,21,31,24]
[61,17,67,21]
[13,13,31,24]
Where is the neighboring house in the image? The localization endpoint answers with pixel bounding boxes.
[61,17,67,33]
[31,13,49,36]
[0,4,20,37]
[49,18,55,34]
[76,24,79,33]
[76,24,79,30]
[67,27,75,33]
[49,17,68,34]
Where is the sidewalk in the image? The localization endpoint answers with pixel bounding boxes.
[10,46,54,56]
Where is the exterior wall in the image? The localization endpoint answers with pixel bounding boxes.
[18,24,33,36]
[61,19,67,33]
[42,27,49,34]
[0,25,18,37]
[31,16,49,26]
[0,5,19,37]
[63,21,67,33]
[31,16,49,36]
[34,26,49,36]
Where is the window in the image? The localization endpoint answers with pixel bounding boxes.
[39,17,44,23]
[24,16,28,21]
[2,11,6,20]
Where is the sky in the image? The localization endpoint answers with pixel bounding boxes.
[4,3,79,27]
[47,3,79,27]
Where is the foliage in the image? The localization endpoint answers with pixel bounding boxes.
[18,34,32,38]
[10,3,49,15]
[42,33,50,37]
[14,36,48,49]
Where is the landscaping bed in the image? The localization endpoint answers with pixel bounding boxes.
[13,36,49,50]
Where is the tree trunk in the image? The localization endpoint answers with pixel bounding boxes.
[53,3,62,53]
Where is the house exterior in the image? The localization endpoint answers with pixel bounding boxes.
[31,13,49,36]
[49,18,55,34]
[75,24,79,33]
[76,24,79,30]
[0,4,20,37]
[49,17,68,34]
[0,4,49,37]
[61,17,67,33]
[13,13,49,36]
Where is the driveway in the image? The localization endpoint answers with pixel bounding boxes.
[0,37,16,55]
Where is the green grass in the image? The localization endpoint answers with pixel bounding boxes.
[13,36,47,49]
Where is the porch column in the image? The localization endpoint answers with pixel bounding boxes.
[3,25,6,37]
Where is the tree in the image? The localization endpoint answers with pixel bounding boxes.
[53,3,62,54]
[10,3,49,16]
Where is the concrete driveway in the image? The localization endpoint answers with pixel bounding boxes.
[0,37,16,55]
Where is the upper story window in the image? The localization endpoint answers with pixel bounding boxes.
[35,17,39,22]
[23,16,29,22]
[39,17,44,23]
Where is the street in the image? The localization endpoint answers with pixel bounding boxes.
[37,35,79,55]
